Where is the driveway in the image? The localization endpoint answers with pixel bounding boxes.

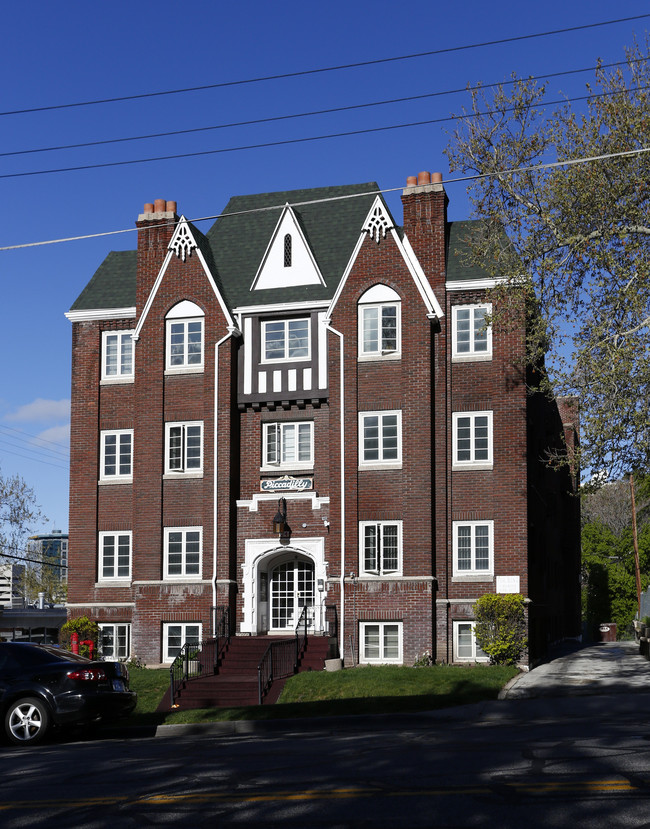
[500,640,650,699]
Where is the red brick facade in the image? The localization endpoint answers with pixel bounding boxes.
[66,175,580,667]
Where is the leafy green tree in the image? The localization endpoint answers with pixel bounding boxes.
[445,42,650,478]
[474,594,527,665]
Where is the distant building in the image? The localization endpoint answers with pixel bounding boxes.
[27,531,69,584]
[0,563,26,608]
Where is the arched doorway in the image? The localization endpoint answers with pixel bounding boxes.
[269,556,315,632]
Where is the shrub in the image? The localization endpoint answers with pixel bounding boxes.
[60,616,99,659]
[474,594,527,666]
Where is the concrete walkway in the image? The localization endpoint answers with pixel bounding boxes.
[500,639,650,699]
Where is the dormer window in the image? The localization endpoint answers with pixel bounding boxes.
[165,300,204,373]
[358,285,401,360]
[283,234,292,267]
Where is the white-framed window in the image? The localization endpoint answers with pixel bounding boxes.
[99,623,132,660]
[100,429,133,481]
[262,318,310,362]
[165,301,204,372]
[453,521,494,577]
[163,622,202,663]
[360,621,403,664]
[452,411,493,469]
[360,521,402,576]
[165,422,203,475]
[359,302,401,359]
[98,532,132,582]
[101,330,134,381]
[453,621,489,662]
[359,411,402,467]
[164,527,202,579]
[452,304,492,360]
[262,421,314,469]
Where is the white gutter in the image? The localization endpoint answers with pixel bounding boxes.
[324,319,346,663]
[213,326,242,620]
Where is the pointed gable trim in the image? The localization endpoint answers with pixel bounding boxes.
[327,196,444,322]
[250,203,325,291]
[134,217,233,341]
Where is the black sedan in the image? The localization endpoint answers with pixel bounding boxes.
[0,642,137,745]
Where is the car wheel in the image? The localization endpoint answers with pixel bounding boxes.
[4,698,51,745]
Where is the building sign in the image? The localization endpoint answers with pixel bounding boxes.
[261,476,313,493]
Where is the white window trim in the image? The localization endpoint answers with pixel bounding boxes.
[164,421,203,477]
[98,531,132,583]
[452,520,494,578]
[359,521,403,577]
[164,526,203,580]
[162,622,202,664]
[101,330,134,383]
[452,303,492,361]
[359,621,403,664]
[453,620,489,662]
[99,429,133,482]
[261,421,314,471]
[358,301,401,361]
[261,318,311,364]
[165,317,204,373]
[99,622,132,661]
[452,411,493,470]
[358,410,402,469]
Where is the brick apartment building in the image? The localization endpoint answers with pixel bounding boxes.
[65,170,581,667]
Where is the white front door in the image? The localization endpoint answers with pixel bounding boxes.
[270,559,315,631]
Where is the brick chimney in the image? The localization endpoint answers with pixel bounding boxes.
[136,199,178,314]
[401,171,448,296]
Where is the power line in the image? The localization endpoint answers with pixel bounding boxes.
[0,57,640,161]
[0,424,69,456]
[0,84,647,185]
[1,14,647,118]
[1,145,648,254]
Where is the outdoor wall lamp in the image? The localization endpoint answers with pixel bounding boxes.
[273,498,287,535]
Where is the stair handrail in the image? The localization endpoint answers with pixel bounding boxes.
[257,605,312,705]
[169,606,231,707]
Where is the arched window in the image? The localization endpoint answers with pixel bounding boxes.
[358,285,401,359]
[166,300,204,371]
[283,234,292,268]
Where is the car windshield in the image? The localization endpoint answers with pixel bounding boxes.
[1,644,90,668]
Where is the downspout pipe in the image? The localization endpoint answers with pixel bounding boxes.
[324,319,345,663]
[213,326,242,626]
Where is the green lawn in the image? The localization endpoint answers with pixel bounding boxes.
[122,662,518,728]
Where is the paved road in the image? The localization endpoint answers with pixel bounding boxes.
[2,640,650,828]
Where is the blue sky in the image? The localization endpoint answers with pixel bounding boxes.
[0,1,647,534]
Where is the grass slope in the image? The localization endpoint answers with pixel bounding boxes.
[124,663,518,727]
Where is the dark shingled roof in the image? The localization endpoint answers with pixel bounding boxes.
[205,182,382,308]
[70,250,137,310]
[69,186,494,314]
[446,220,505,282]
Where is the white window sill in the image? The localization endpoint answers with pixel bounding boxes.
[451,354,493,363]
[358,352,401,363]
[359,572,403,580]
[96,579,132,587]
[260,357,311,366]
[452,574,494,583]
[452,462,493,472]
[99,477,133,486]
[260,465,314,474]
[163,575,203,582]
[100,376,134,386]
[358,463,402,471]
[165,366,204,376]
[163,472,203,480]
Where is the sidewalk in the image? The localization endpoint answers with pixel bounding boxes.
[500,639,650,699]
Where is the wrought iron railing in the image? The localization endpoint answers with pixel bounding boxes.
[169,606,231,707]
[257,605,311,705]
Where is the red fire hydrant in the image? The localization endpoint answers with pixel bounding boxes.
[71,632,79,654]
